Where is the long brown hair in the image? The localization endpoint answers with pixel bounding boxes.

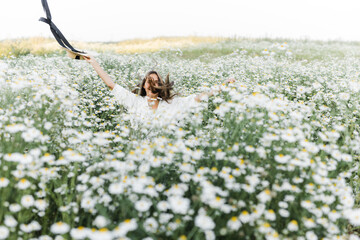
[132,70,179,103]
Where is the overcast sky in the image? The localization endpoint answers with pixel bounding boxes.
[1,0,360,42]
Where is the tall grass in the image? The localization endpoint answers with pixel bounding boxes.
[0,36,224,58]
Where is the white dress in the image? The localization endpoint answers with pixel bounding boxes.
[111,84,201,129]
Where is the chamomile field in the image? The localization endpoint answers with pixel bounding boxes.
[1,37,360,239]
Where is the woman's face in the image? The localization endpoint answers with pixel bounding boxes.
[144,73,159,94]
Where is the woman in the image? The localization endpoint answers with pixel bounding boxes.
[84,55,235,126]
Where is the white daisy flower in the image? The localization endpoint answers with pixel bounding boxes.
[34,199,49,211]
[44,121,53,130]
[38,235,53,240]
[159,213,173,224]
[80,197,96,210]
[328,210,340,222]
[287,220,298,232]
[327,223,339,234]
[195,214,215,231]
[215,149,226,160]
[279,209,290,218]
[5,123,27,133]
[349,234,360,240]
[93,216,109,228]
[226,216,242,231]
[304,218,316,228]
[245,145,255,153]
[4,215,17,228]
[70,226,90,239]
[21,195,35,208]
[17,178,31,190]
[143,217,158,233]
[108,182,124,194]
[257,189,272,203]
[346,208,360,226]
[239,210,251,223]
[168,196,190,215]
[274,154,291,164]
[339,92,350,101]
[0,226,9,240]
[265,209,276,221]
[156,201,169,211]
[50,222,70,234]
[114,219,138,237]
[135,198,152,212]
[89,228,113,240]
[9,203,21,212]
[0,177,9,188]
[305,231,318,240]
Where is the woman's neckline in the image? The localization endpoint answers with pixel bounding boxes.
[145,96,162,101]
[144,96,162,111]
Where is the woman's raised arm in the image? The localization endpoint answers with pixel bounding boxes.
[84,55,116,90]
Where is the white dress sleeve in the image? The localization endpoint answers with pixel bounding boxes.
[171,94,200,112]
[111,84,139,109]
[182,94,199,108]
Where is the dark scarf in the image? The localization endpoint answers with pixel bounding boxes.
[39,0,86,54]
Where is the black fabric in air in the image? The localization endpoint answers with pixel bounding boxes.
[39,0,85,54]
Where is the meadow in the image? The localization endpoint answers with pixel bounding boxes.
[1,36,360,239]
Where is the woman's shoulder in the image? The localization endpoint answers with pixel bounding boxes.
[164,94,197,106]
[112,83,141,97]
[163,95,184,103]
[111,83,144,108]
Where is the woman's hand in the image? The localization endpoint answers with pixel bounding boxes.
[83,55,96,65]
[195,78,236,102]
[222,77,236,85]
